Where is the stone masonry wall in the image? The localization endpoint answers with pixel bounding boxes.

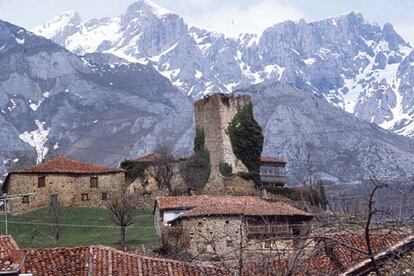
[7,172,125,215]
[168,216,298,260]
[194,94,251,194]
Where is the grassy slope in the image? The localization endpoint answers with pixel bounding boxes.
[0,207,160,249]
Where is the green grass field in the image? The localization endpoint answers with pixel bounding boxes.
[0,207,160,249]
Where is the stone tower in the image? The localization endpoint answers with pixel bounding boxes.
[194,94,252,193]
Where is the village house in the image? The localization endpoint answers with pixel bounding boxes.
[154,195,313,260]
[2,156,126,215]
[260,156,287,187]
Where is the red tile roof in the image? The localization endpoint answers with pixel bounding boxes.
[0,233,413,275]
[0,235,22,273]
[14,156,125,174]
[156,195,312,218]
[20,245,220,276]
[260,156,287,163]
[133,153,161,162]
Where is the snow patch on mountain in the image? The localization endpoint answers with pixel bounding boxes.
[34,5,414,137]
[19,120,50,163]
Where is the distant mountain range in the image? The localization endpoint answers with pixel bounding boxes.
[0,0,413,184]
[34,0,414,138]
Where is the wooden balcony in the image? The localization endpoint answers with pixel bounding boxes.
[247,224,292,236]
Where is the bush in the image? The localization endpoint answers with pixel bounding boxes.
[182,150,211,190]
[227,103,264,185]
[183,127,211,190]
[237,171,261,185]
[194,128,205,153]
[266,186,298,200]
[219,162,233,177]
[120,160,149,183]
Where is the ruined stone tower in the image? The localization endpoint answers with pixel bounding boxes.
[194,93,254,194]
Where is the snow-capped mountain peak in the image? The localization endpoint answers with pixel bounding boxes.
[33,10,81,40]
[33,5,414,138]
[124,0,174,19]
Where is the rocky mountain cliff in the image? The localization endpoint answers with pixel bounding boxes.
[239,82,414,183]
[0,19,193,176]
[1,10,414,184]
[34,0,414,137]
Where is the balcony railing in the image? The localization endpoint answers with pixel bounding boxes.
[247,224,292,236]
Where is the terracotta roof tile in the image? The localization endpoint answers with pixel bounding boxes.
[0,233,413,275]
[20,245,220,276]
[157,195,312,218]
[0,235,21,273]
[133,153,161,162]
[260,156,287,163]
[15,156,125,174]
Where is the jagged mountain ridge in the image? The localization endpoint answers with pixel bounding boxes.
[33,0,414,137]
[1,19,414,183]
[0,19,193,176]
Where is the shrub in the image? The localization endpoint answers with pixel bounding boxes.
[183,127,211,190]
[120,160,149,183]
[219,162,233,177]
[194,128,205,153]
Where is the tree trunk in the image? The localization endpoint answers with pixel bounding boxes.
[120,225,126,246]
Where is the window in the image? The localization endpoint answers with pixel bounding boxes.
[101,192,108,200]
[38,176,45,188]
[90,176,98,188]
[226,240,235,247]
[22,195,29,204]
[81,193,89,201]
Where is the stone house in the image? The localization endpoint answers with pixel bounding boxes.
[2,156,126,215]
[260,156,287,187]
[126,153,185,196]
[154,195,313,260]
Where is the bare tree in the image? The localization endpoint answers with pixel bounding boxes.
[149,145,181,194]
[109,193,135,247]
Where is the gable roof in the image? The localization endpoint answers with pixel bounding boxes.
[156,195,312,219]
[11,156,125,174]
[260,156,287,164]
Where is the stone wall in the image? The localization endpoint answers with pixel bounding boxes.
[126,163,186,196]
[7,172,125,215]
[167,216,302,260]
[194,94,250,180]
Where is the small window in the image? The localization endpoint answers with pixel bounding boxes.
[198,221,203,226]
[264,240,272,249]
[38,176,45,188]
[22,195,29,204]
[225,220,229,224]
[226,240,235,247]
[81,193,89,201]
[90,176,98,188]
[101,192,108,200]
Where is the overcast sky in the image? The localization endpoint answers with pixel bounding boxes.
[0,0,413,44]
